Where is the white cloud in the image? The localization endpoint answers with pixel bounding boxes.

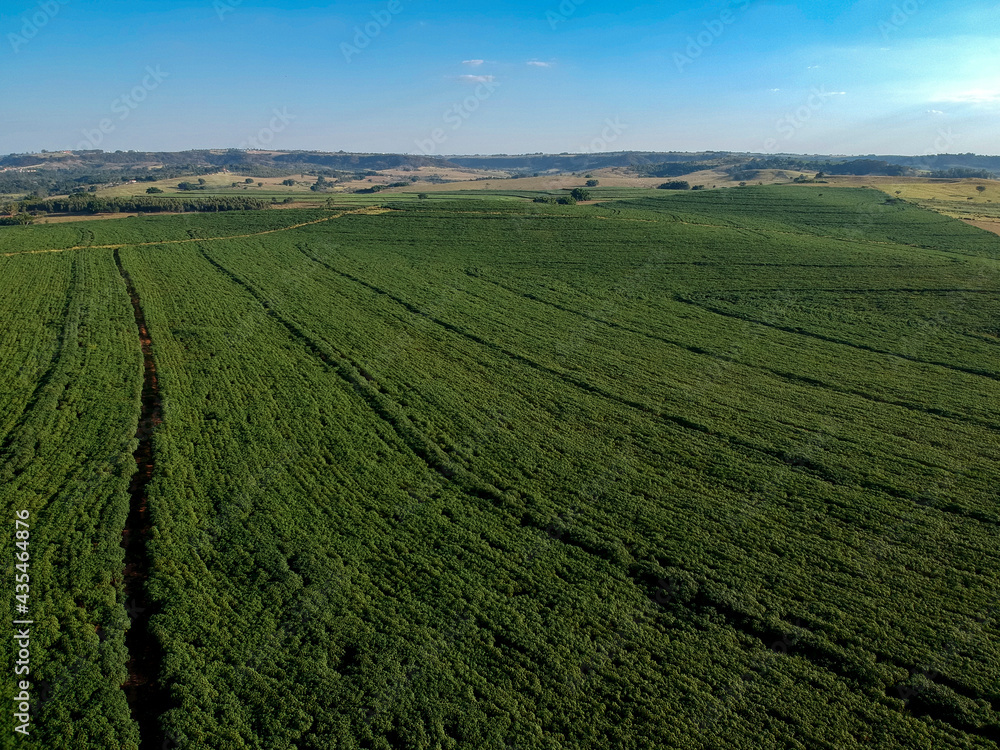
[769,88,781,93]
[458,74,496,84]
[934,88,1000,103]
[462,59,485,66]
[527,61,553,67]
[926,109,945,115]
[807,65,820,69]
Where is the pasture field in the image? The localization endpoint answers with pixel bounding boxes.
[90,166,513,201]
[1,187,998,749]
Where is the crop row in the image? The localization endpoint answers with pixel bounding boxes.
[0,250,144,748]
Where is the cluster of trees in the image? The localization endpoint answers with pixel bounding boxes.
[176,178,210,191]
[19,195,273,214]
[734,158,913,177]
[0,166,198,199]
[532,188,593,205]
[353,181,411,194]
[0,213,34,225]
[533,195,577,205]
[928,167,996,179]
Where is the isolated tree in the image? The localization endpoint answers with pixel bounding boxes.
[283,179,296,186]
[586,179,599,187]
[245,178,254,184]
[198,178,207,185]
[418,193,429,200]
[570,188,591,201]
[977,185,987,194]
[146,187,163,194]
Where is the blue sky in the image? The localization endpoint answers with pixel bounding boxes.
[1,0,997,155]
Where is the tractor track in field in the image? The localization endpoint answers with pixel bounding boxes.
[0,258,76,466]
[293,247,1000,528]
[113,248,170,749]
[198,242,1000,745]
[459,272,1000,434]
[193,245,499,505]
[674,295,1000,384]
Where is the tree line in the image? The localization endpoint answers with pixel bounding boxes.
[17,195,273,215]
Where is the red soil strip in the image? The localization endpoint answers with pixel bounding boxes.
[114,248,170,748]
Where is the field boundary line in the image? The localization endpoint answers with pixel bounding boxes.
[0,208,378,258]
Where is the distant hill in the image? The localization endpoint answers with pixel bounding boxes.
[443,151,732,172]
[0,149,451,172]
[0,149,732,175]
[4,148,997,175]
[1,148,995,200]
[868,153,1000,173]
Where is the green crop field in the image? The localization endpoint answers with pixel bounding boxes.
[1,187,998,749]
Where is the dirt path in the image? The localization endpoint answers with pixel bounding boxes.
[113,248,170,749]
[964,219,1000,237]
